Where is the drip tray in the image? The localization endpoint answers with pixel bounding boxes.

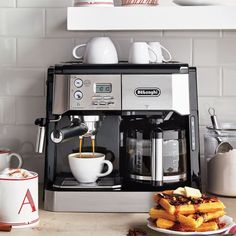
[53,176,122,190]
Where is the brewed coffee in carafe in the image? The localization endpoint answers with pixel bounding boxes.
[126,118,187,184]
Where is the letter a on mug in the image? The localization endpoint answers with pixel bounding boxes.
[18,189,36,214]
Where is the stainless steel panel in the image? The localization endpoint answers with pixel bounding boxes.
[130,173,187,182]
[52,74,69,115]
[44,190,153,212]
[122,74,190,115]
[70,75,121,111]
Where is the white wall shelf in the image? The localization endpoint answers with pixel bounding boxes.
[67,6,236,31]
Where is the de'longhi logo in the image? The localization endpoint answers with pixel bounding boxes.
[134,87,161,97]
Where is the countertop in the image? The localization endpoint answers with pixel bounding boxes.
[7,197,236,236]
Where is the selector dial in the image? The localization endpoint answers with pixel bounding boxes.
[74,90,83,100]
[74,78,83,88]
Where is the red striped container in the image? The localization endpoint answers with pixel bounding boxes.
[0,172,39,228]
[121,0,158,6]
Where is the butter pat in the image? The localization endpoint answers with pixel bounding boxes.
[185,186,202,198]
[173,187,186,196]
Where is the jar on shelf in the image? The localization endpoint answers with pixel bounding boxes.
[204,123,236,196]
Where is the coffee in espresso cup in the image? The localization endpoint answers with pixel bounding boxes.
[68,152,113,183]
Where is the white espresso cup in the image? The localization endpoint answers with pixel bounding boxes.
[0,170,39,228]
[128,42,157,64]
[148,42,172,63]
[72,37,118,64]
[68,152,113,183]
[0,149,23,172]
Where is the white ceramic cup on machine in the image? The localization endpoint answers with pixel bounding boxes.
[128,42,157,64]
[72,37,118,64]
[148,42,172,63]
[68,152,113,183]
[0,149,23,172]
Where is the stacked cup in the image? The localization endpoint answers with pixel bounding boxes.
[128,42,172,64]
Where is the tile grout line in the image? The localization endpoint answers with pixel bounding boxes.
[43,8,46,38]
[191,37,194,66]
[220,66,223,97]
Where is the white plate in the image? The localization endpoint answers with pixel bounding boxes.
[173,0,226,6]
[147,215,235,235]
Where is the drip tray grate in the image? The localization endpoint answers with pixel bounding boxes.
[53,176,122,190]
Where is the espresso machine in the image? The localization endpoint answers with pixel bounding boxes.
[35,63,200,212]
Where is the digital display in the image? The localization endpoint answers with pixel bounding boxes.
[96,83,112,93]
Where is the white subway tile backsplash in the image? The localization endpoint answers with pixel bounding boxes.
[0,0,16,7]
[46,9,74,37]
[0,124,44,180]
[223,66,236,96]
[0,97,15,124]
[17,38,74,67]
[198,96,236,126]
[159,38,192,64]
[132,31,162,41]
[17,0,73,7]
[222,30,236,38]
[163,30,220,38]
[197,67,221,96]
[0,69,45,96]
[0,125,37,154]
[193,38,236,66]
[46,9,102,38]
[0,38,16,66]
[0,9,44,37]
[15,97,45,125]
[22,154,44,182]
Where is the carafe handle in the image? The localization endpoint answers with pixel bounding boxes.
[151,129,163,186]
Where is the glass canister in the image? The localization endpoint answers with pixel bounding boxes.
[204,123,236,196]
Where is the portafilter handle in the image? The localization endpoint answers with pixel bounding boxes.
[50,123,88,144]
[82,115,100,137]
[35,118,47,154]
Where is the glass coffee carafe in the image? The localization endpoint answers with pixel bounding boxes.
[126,118,187,184]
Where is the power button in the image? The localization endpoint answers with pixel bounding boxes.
[74,90,83,100]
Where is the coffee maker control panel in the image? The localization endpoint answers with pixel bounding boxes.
[69,75,121,111]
